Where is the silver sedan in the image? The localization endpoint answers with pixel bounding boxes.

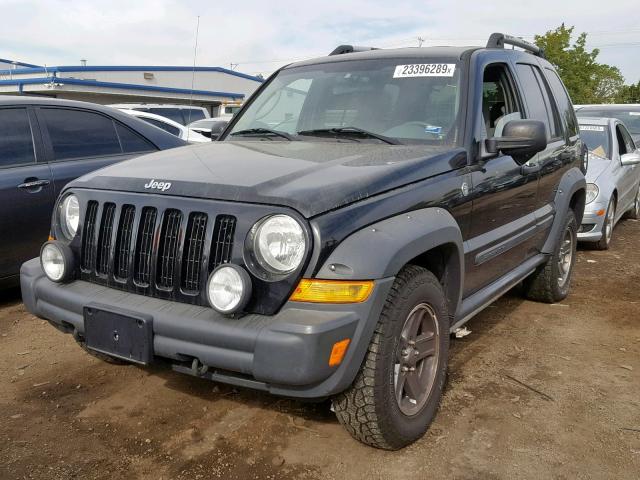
[578,117,640,249]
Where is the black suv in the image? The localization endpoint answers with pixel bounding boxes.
[21,34,586,449]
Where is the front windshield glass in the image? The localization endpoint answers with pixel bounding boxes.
[577,107,640,135]
[579,124,610,158]
[228,58,463,145]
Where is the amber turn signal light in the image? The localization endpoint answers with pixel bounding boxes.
[329,339,351,367]
[289,279,374,303]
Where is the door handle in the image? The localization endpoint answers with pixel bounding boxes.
[18,179,50,190]
[521,164,541,176]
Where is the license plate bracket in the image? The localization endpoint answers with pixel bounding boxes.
[83,304,153,365]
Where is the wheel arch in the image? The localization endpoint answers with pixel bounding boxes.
[315,207,464,320]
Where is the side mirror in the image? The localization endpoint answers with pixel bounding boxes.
[485,120,547,160]
[620,152,640,166]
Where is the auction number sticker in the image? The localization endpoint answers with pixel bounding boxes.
[393,63,456,78]
[579,125,605,131]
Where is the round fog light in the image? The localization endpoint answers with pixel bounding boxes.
[40,241,74,282]
[207,264,252,314]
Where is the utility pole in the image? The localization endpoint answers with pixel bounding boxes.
[417,36,425,47]
[229,63,238,71]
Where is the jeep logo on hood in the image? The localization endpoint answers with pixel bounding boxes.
[144,179,172,191]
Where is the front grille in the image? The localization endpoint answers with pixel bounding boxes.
[182,212,208,293]
[156,209,183,289]
[96,203,116,275]
[134,207,157,286]
[80,202,236,304]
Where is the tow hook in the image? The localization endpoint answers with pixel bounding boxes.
[191,358,209,376]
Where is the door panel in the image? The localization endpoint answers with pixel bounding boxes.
[0,107,53,278]
[464,155,539,295]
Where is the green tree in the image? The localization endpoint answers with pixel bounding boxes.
[615,81,640,103]
[534,24,624,104]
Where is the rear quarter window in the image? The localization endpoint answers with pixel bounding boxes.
[0,108,36,167]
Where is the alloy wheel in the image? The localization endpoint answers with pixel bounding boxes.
[605,202,615,244]
[394,303,440,416]
[557,227,574,288]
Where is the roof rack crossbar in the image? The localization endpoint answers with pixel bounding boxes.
[329,45,379,56]
[486,33,545,58]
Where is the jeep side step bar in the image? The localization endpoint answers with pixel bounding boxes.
[486,33,545,58]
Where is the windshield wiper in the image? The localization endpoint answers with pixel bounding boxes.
[297,127,401,145]
[230,128,295,140]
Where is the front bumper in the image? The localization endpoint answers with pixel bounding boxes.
[577,204,606,242]
[20,259,393,398]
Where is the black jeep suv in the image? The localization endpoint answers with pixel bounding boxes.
[21,34,586,449]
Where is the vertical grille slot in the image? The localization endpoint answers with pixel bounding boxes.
[134,207,157,286]
[114,205,135,280]
[81,201,99,271]
[210,215,236,271]
[181,212,208,293]
[156,209,183,289]
[95,203,116,275]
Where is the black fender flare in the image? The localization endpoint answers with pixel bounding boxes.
[541,167,586,254]
[316,207,464,315]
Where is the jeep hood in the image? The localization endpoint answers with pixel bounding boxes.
[69,141,467,218]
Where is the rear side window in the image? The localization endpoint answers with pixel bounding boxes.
[115,123,156,153]
[545,69,579,136]
[516,64,561,139]
[41,108,121,160]
[140,117,181,137]
[0,108,36,167]
[183,109,205,123]
[147,108,186,125]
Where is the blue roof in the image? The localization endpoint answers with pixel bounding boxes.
[0,77,245,100]
[0,64,263,82]
[0,57,42,68]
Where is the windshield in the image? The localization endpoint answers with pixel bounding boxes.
[577,107,640,135]
[227,58,463,145]
[579,124,610,158]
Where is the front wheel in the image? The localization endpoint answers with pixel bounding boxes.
[595,198,616,250]
[333,265,449,450]
[523,210,578,303]
[625,185,640,220]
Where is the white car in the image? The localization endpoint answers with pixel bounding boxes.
[119,109,209,143]
[109,103,210,125]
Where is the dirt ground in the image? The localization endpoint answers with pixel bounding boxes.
[1,220,639,480]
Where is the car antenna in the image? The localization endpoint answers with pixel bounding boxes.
[187,15,201,139]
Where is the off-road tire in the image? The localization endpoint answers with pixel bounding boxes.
[333,265,449,450]
[523,210,577,303]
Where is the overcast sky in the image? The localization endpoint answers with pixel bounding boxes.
[2,0,639,83]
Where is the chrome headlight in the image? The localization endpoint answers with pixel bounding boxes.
[251,215,306,275]
[59,194,80,240]
[585,183,599,204]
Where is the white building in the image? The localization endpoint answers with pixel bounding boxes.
[0,58,263,116]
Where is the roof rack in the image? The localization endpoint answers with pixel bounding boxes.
[329,45,379,56]
[486,33,545,58]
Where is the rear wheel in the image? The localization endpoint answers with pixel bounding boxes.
[333,265,449,450]
[524,210,577,303]
[595,198,615,250]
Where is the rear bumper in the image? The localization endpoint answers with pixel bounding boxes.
[20,258,393,398]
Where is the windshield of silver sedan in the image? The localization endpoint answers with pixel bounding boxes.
[579,124,611,159]
[227,58,462,145]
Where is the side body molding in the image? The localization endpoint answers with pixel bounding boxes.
[316,208,465,318]
[541,167,586,254]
